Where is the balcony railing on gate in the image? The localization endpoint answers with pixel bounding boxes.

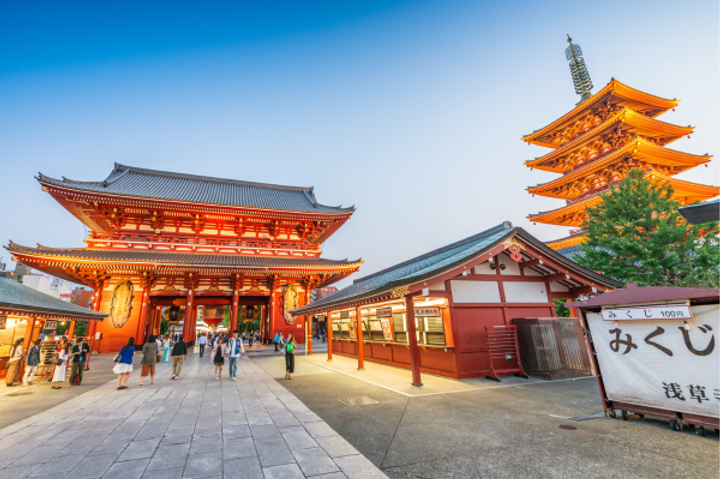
[513,317,593,380]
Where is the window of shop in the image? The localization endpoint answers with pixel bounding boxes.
[392,313,407,343]
[366,319,385,341]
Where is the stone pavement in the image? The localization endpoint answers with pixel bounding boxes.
[0,354,387,479]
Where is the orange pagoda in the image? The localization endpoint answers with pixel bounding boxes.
[6,164,361,353]
[524,37,719,250]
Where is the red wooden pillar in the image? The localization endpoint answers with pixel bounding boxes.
[306,317,312,355]
[183,291,195,342]
[230,275,240,333]
[355,305,364,370]
[405,295,423,386]
[135,284,151,344]
[87,280,104,352]
[327,312,333,361]
[268,292,277,344]
[67,320,77,340]
[23,315,37,349]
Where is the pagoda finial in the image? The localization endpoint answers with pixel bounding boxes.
[565,35,594,103]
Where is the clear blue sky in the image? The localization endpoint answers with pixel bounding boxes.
[1,1,718,287]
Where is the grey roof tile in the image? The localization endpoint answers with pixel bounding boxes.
[0,277,107,319]
[5,243,361,271]
[292,222,623,315]
[37,164,354,214]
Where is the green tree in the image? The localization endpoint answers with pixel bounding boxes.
[578,169,719,288]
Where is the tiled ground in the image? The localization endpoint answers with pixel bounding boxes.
[0,354,386,479]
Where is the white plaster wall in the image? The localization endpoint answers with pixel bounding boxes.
[429,282,446,291]
[474,260,494,275]
[450,280,501,303]
[503,282,548,303]
[550,282,570,293]
[498,253,521,275]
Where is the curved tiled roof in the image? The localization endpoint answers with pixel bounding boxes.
[0,277,106,320]
[6,242,362,271]
[37,163,354,215]
[292,222,623,315]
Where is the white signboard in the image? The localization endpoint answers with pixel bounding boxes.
[587,304,719,418]
[414,307,441,317]
[601,304,692,321]
[376,307,393,318]
[44,320,58,331]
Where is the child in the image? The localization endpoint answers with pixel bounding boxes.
[212,338,227,380]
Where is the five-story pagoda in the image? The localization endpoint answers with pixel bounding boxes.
[524,37,719,250]
[6,164,362,353]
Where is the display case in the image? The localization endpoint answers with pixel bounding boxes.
[392,313,407,343]
[366,319,385,341]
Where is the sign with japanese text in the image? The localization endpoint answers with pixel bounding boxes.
[376,307,393,318]
[380,318,394,341]
[601,304,692,321]
[339,310,350,319]
[0,315,5,329]
[587,304,719,418]
[414,307,441,317]
[44,320,58,331]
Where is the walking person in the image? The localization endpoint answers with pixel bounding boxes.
[5,338,24,387]
[113,337,135,390]
[156,335,164,363]
[226,331,245,381]
[23,338,42,386]
[69,337,90,386]
[171,335,187,380]
[198,333,208,357]
[273,332,280,352]
[284,333,297,380]
[140,335,158,388]
[161,335,172,362]
[52,343,70,389]
[212,338,227,380]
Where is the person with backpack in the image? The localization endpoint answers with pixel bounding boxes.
[22,338,42,386]
[226,331,245,380]
[211,338,227,380]
[171,335,187,379]
[113,337,135,390]
[273,332,280,352]
[52,343,70,389]
[284,333,297,380]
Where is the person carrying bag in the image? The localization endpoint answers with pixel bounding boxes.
[284,333,297,380]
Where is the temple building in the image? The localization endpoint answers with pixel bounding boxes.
[524,37,719,250]
[5,164,361,353]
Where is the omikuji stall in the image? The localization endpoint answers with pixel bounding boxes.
[0,277,107,377]
[568,285,719,434]
[292,222,621,385]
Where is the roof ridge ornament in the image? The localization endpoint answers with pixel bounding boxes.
[566,35,594,103]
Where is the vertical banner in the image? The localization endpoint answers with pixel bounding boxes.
[587,304,719,418]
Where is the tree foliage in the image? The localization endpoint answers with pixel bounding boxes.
[578,169,719,288]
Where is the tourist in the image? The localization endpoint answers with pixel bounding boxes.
[226,331,245,380]
[69,337,90,385]
[22,338,42,386]
[171,335,187,379]
[284,333,297,380]
[161,335,172,362]
[5,338,24,386]
[140,335,158,388]
[212,338,227,380]
[52,343,70,389]
[198,333,208,357]
[156,335,163,363]
[279,333,286,348]
[113,337,135,390]
[273,332,280,352]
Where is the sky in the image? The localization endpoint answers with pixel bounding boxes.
[1,0,718,288]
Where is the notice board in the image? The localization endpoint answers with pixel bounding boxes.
[587,304,719,418]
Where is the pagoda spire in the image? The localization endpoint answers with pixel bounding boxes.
[566,35,594,103]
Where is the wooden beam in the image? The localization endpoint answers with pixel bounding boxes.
[519,259,544,270]
[544,273,570,283]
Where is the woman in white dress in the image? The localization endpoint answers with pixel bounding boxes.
[52,344,70,389]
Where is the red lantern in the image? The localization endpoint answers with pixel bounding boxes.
[203,306,225,326]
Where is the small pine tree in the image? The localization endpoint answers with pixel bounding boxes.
[578,169,719,288]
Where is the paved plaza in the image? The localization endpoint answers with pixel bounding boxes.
[0,353,386,479]
[257,354,720,479]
